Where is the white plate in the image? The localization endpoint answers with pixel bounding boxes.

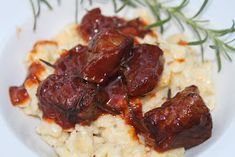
[0,0,235,157]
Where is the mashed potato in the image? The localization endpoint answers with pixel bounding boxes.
[16,18,214,157]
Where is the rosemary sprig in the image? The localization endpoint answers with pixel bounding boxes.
[112,0,129,13]
[57,0,61,5]
[29,0,37,30]
[75,0,79,23]
[39,58,54,68]
[29,0,54,31]
[115,0,235,71]
[41,0,53,10]
[30,0,235,71]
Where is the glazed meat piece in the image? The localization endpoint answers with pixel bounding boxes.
[55,29,133,84]
[9,86,29,106]
[123,44,164,97]
[37,74,99,129]
[81,28,133,84]
[9,62,45,106]
[96,76,128,114]
[79,8,101,41]
[79,8,151,41]
[144,85,212,151]
[54,44,88,76]
[79,8,124,41]
[124,98,148,134]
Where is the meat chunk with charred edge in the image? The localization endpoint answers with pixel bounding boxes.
[122,44,164,97]
[79,8,151,41]
[79,8,124,41]
[144,85,212,151]
[81,28,133,84]
[54,44,88,76]
[36,74,100,129]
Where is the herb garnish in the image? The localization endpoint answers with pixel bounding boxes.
[29,0,58,31]
[29,0,235,71]
[112,0,235,71]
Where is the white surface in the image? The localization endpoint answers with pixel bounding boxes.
[0,0,235,157]
[0,1,35,157]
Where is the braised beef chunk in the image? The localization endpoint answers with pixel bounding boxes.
[79,8,151,41]
[79,8,124,41]
[81,29,133,84]
[123,44,164,97]
[79,8,103,41]
[124,98,148,134]
[54,44,88,76]
[36,74,100,129]
[144,85,212,151]
[96,76,128,114]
